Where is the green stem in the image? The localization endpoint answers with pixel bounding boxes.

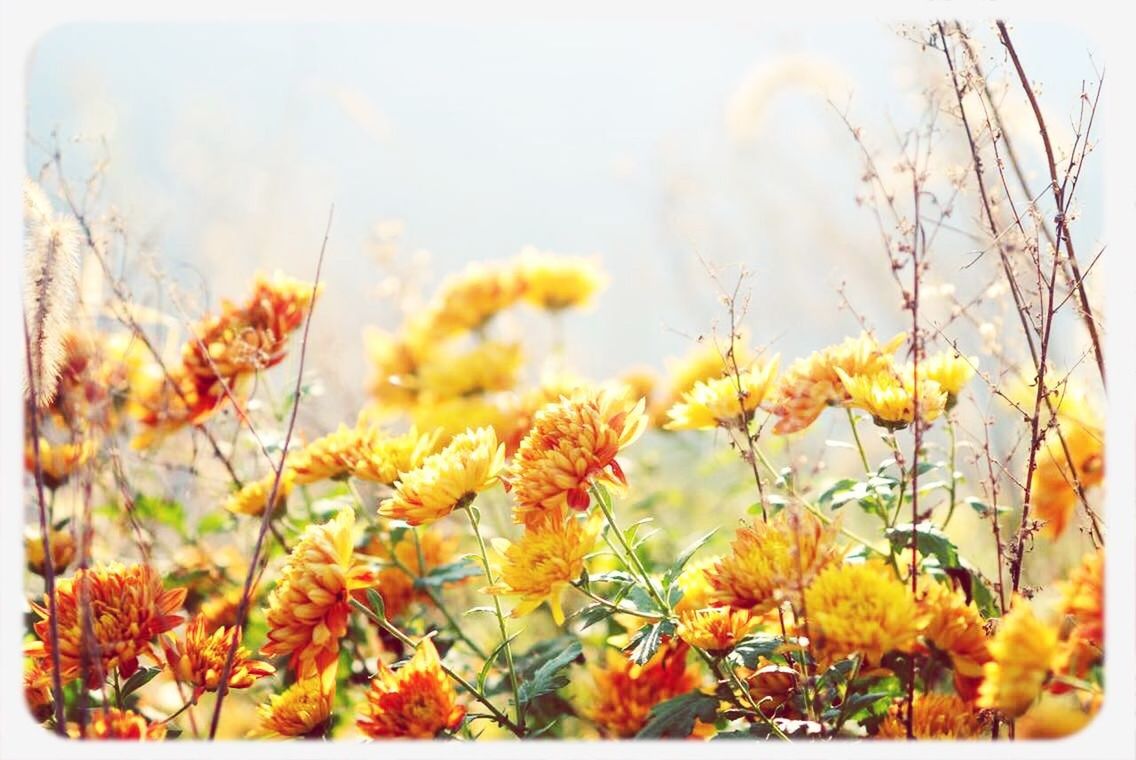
[590,484,668,612]
[942,417,959,529]
[160,697,198,725]
[846,408,872,475]
[717,658,791,741]
[462,503,525,733]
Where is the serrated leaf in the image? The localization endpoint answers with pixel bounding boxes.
[518,640,582,706]
[636,690,719,738]
[625,619,677,665]
[726,633,785,669]
[885,523,959,568]
[574,603,616,630]
[588,570,637,585]
[819,478,859,505]
[662,528,718,589]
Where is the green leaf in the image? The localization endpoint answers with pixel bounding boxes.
[416,558,482,589]
[478,630,523,694]
[588,570,637,585]
[119,667,162,698]
[196,511,233,536]
[133,493,187,538]
[726,632,785,669]
[661,528,718,589]
[517,640,582,706]
[574,603,616,630]
[636,690,719,738]
[885,523,959,568]
[365,589,386,620]
[625,619,677,665]
[819,478,859,505]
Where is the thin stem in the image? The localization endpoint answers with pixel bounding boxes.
[590,484,668,612]
[160,697,198,725]
[846,408,872,475]
[462,504,524,733]
[570,582,663,622]
[942,416,959,529]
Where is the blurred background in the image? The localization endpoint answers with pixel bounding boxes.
[25,21,1103,422]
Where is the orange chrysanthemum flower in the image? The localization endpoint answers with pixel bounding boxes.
[262,508,365,690]
[1059,550,1103,648]
[162,615,275,699]
[915,578,991,700]
[24,437,95,490]
[706,508,842,614]
[67,708,168,740]
[379,427,505,526]
[582,641,702,738]
[498,374,586,455]
[24,656,54,723]
[676,607,759,655]
[357,529,460,620]
[1031,411,1104,539]
[488,512,602,624]
[356,638,466,738]
[507,389,647,527]
[766,332,905,434]
[977,596,1058,717]
[876,693,986,738]
[29,563,186,687]
[804,559,926,669]
[251,677,333,739]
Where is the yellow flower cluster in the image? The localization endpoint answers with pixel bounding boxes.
[251,677,333,739]
[876,693,986,739]
[977,596,1058,717]
[664,356,779,431]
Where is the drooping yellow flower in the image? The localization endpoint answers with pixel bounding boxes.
[352,426,441,485]
[356,638,466,738]
[24,437,96,490]
[357,529,460,620]
[224,468,295,517]
[706,508,842,614]
[408,261,524,343]
[417,341,523,400]
[918,352,976,406]
[67,708,168,740]
[664,357,779,431]
[582,641,702,738]
[507,388,647,527]
[28,563,186,687]
[876,693,986,738]
[835,366,946,431]
[515,246,608,311]
[915,578,990,700]
[24,527,76,576]
[805,559,925,669]
[766,332,905,434]
[262,508,364,690]
[379,427,505,526]
[676,607,759,655]
[977,596,1058,717]
[161,615,275,699]
[251,677,333,739]
[673,555,719,615]
[488,512,602,625]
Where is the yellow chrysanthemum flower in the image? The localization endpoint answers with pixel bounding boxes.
[1031,405,1104,539]
[835,366,946,431]
[919,352,977,406]
[498,373,587,455]
[805,559,925,668]
[582,641,702,738]
[67,708,168,740]
[915,578,990,700]
[24,437,96,490]
[408,261,524,343]
[379,427,505,526]
[977,596,1058,717]
[24,527,75,576]
[664,357,779,431]
[356,638,466,738]
[676,607,759,654]
[409,397,509,447]
[161,615,275,699]
[287,424,365,484]
[417,341,523,400]
[251,677,333,739]
[488,512,602,625]
[706,508,842,614]
[766,332,905,434]
[224,468,295,517]
[28,563,186,687]
[352,426,441,485]
[876,693,986,738]
[262,508,365,690]
[1060,550,1103,648]
[515,246,608,311]
[507,388,647,527]
[364,327,426,410]
[673,555,719,615]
